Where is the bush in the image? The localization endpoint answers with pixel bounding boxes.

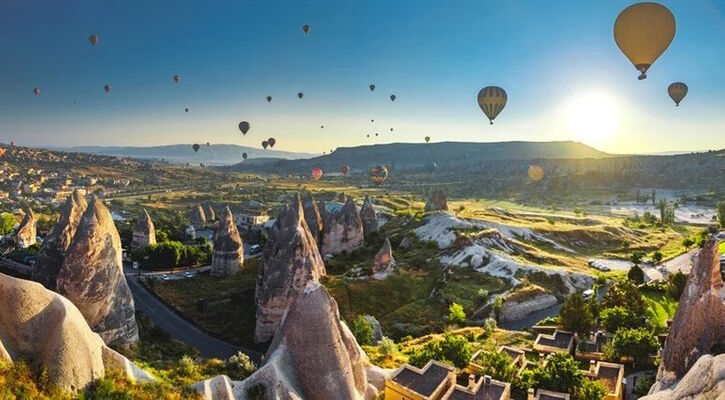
[604,328,660,366]
[577,379,608,400]
[634,376,655,397]
[379,337,398,357]
[350,315,374,346]
[668,270,687,300]
[600,306,642,333]
[627,264,645,284]
[177,355,196,377]
[408,333,472,369]
[0,213,16,236]
[601,279,647,317]
[225,352,257,380]
[448,302,466,325]
[471,351,517,383]
[530,353,583,393]
[559,293,594,336]
[482,318,497,337]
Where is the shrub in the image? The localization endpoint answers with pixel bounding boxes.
[225,352,257,380]
[627,264,645,284]
[408,333,471,369]
[471,351,517,383]
[559,293,594,336]
[448,302,466,325]
[604,328,659,366]
[577,379,608,400]
[177,355,196,377]
[601,279,647,317]
[379,337,398,357]
[482,318,497,337]
[530,353,583,394]
[634,376,655,397]
[667,270,687,300]
[350,315,374,346]
[600,306,642,333]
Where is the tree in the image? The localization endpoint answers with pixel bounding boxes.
[472,351,518,383]
[668,270,688,300]
[578,379,608,400]
[682,237,694,248]
[600,306,642,333]
[627,264,644,284]
[658,199,667,224]
[652,251,663,264]
[559,293,595,337]
[448,302,466,325]
[0,213,16,235]
[492,297,504,322]
[379,337,397,357]
[651,190,656,205]
[531,353,583,393]
[718,201,725,229]
[601,279,647,317]
[629,252,644,265]
[350,315,373,346]
[604,328,660,366]
[438,333,473,369]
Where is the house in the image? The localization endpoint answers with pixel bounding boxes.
[577,331,609,360]
[583,361,625,400]
[527,389,570,400]
[385,360,456,400]
[234,209,270,228]
[441,374,510,400]
[533,329,575,355]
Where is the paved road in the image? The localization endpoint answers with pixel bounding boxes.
[126,275,263,363]
[642,249,697,282]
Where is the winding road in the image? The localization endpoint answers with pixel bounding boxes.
[126,275,263,363]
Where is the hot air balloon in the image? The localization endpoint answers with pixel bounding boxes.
[369,165,388,185]
[0,148,4,158]
[371,119,374,123]
[425,136,430,143]
[375,133,378,137]
[311,167,323,180]
[390,128,394,132]
[528,165,545,182]
[298,92,304,99]
[242,152,248,160]
[262,140,269,149]
[185,108,189,113]
[173,75,180,83]
[340,164,350,175]
[303,24,310,34]
[89,34,99,46]
[321,125,324,129]
[239,121,250,135]
[192,143,200,152]
[266,96,272,102]
[206,142,210,146]
[614,2,676,80]
[668,82,688,106]
[104,84,111,94]
[33,87,40,96]
[267,138,276,148]
[477,86,507,125]
[366,134,370,138]
[390,94,396,102]
[369,84,375,92]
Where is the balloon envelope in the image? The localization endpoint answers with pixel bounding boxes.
[369,165,388,185]
[298,92,304,99]
[262,141,268,149]
[425,136,430,143]
[268,138,276,148]
[242,152,248,160]
[33,87,40,96]
[340,165,350,175]
[185,108,189,113]
[311,167,323,180]
[668,82,688,106]
[390,94,396,101]
[0,148,4,158]
[89,34,99,46]
[369,84,375,92]
[104,84,111,93]
[303,24,310,34]
[477,86,507,124]
[266,96,272,102]
[614,2,676,80]
[192,144,200,152]
[528,165,545,182]
[239,121,250,135]
[173,75,180,83]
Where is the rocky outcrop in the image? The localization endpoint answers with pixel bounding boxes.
[0,272,153,392]
[131,208,156,250]
[302,193,324,246]
[371,238,396,280]
[320,197,364,257]
[190,204,207,228]
[206,204,216,222]
[653,238,725,389]
[211,206,244,277]
[425,190,448,212]
[501,291,558,323]
[15,207,36,248]
[644,354,725,399]
[254,196,326,343]
[364,315,384,345]
[56,197,139,347]
[196,283,387,400]
[33,189,88,290]
[360,196,379,237]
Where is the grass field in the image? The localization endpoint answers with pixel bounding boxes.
[720,241,725,254]
[643,289,678,328]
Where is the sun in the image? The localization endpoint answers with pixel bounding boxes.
[563,90,621,147]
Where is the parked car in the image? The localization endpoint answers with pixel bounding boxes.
[583,289,594,299]
[598,265,611,272]
[184,271,193,278]
[161,274,170,281]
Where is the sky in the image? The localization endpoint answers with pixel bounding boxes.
[1,1,725,155]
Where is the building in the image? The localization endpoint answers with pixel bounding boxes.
[528,389,570,400]
[583,361,625,400]
[533,329,575,355]
[385,360,455,400]
[441,374,510,400]
[233,209,269,227]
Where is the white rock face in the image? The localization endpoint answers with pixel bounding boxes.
[0,272,153,392]
[211,206,244,277]
[501,293,558,322]
[15,207,36,248]
[131,208,156,249]
[320,197,364,257]
[643,354,725,399]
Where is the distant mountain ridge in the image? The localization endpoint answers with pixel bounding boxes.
[55,144,316,166]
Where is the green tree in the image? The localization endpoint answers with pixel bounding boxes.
[448,302,466,325]
[559,293,594,336]
[531,353,583,393]
[0,213,16,236]
[718,201,725,228]
[658,199,668,224]
[652,251,663,264]
[627,264,645,284]
[492,297,504,323]
[149,241,183,269]
[379,337,398,357]
[578,379,608,400]
[601,279,647,317]
[350,315,374,346]
[604,328,660,366]
[472,351,517,383]
[629,252,644,265]
[667,270,688,300]
[600,306,642,333]
[438,333,473,368]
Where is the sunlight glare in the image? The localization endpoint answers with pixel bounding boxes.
[563,90,621,147]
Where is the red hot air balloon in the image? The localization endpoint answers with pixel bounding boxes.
[311,167,323,180]
[267,137,276,148]
[262,140,269,149]
[340,164,350,175]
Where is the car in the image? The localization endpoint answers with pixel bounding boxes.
[161,274,170,281]
[598,264,611,272]
[184,271,193,278]
[583,289,594,299]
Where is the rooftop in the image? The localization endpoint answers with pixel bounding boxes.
[533,330,575,353]
[442,375,510,400]
[391,360,455,398]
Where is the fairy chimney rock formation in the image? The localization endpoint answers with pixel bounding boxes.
[656,238,725,388]
[56,197,139,346]
[236,282,386,399]
[425,190,449,212]
[360,196,379,236]
[254,196,326,343]
[320,196,364,257]
[211,206,244,276]
[33,189,87,289]
[206,204,216,222]
[131,208,156,249]
[371,238,396,280]
[302,193,324,246]
[190,204,207,228]
[15,207,36,248]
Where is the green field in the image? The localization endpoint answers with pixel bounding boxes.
[643,289,678,328]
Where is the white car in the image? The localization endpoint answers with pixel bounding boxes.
[583,289,594,299]
[161,274,170,281]
[598,265,611,272]
[184,271,193,278]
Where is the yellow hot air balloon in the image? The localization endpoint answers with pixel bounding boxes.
[528,165,545,182]
[477,86,507,125]
[667,82,688,106]
[614,2,676,80]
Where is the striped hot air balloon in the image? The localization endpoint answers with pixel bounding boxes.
[667,82,688,106]
[311,167,323,180]
[477,86,507,125]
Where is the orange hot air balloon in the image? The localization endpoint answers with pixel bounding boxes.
[267,138,276,148]
[340,164,350,175]
[89,34,99,46]
[261,140,268,149]
[528,165,545,182]
[667,82,688,106]
[311,167,323,180]
[173,75,180,83]
[0,148,5,158]
[614,2,676,80]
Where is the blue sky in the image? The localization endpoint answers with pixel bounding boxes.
[1,1,724,154]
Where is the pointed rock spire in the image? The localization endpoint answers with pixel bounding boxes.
[33,190,88,289]
[360,196,379,236]
[211,206,244,276]
[372,238,396,280]
[56,197,139,346]
[425,190,449,212]
[320,196,364,257]
[302,193,323,246]
[205,204,216,222]
[254,195,325,343]
[15,207,36,248]
[190,204,207,228]
[131,208,156,250]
